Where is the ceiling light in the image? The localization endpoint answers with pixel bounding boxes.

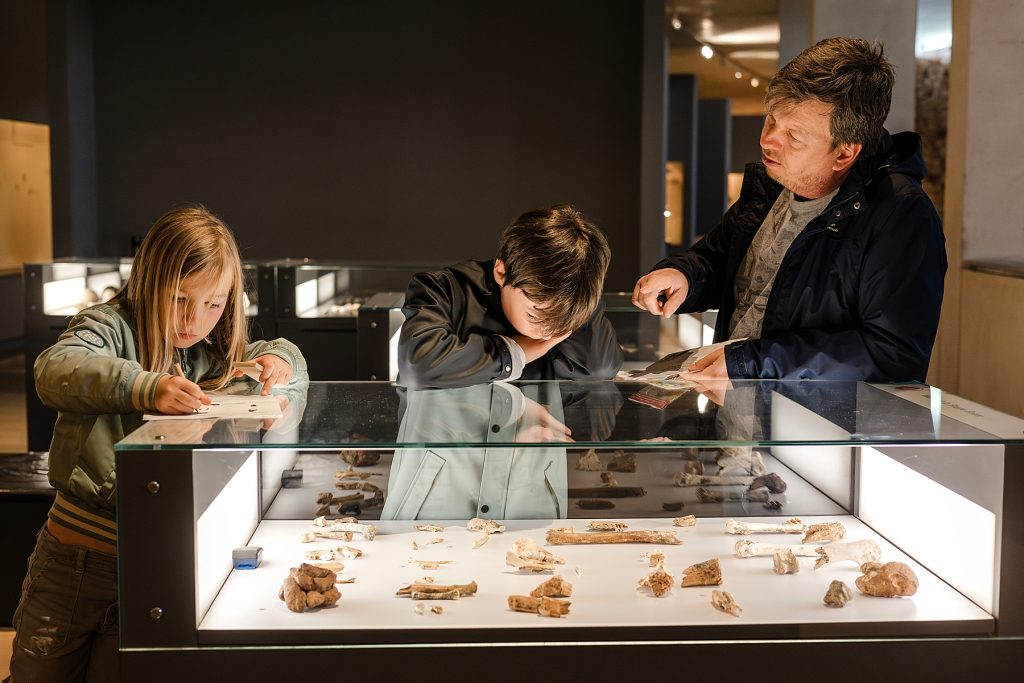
[750,77,760,88]
[734,71,743,79]
[671,13,682,30]
[664,210,672,218]
[701,45,714,59]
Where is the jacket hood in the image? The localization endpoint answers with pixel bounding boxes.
[851,129,927,186]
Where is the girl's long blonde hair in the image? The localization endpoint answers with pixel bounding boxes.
[120,206,248,389]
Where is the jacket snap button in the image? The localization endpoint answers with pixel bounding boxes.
[834,210,841,217]
[491,424,500,433]
[854,202,861,210]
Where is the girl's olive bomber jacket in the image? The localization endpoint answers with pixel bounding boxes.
[34,300,308,522]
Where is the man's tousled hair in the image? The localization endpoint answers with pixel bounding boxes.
[766,37,895,155]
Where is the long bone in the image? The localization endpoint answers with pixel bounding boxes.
[697,487,770,504]
[676,472,787,493]
[814,539,881,570]
[724,518,805,535]
[734,540,820,558]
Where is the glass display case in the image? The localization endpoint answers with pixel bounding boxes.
[114,380,1024,678]
[22,259,270,451]
[269,260,443,380]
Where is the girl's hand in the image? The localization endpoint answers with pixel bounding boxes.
[155,375,211,414]
[250,355,293,395]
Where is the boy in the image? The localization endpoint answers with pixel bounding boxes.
[397,204,622,388]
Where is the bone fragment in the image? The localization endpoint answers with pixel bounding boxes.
[430,605,443,615]
[415,524,444,533]
[638,561,674,597]
[512,537,566,564]
[341,451,380,467]
[315,491,363,516]
[337,577,356,584]
[824,580,853,607]
[734,541,820,558]
[607,451,637,472]
[600,471,619,487]
[574,566,583,576]
[675,473,756,488]
[467,518,505,534]
[310,518,378,540]
[414,602,426,615]
[802,521,847,544]
[530,575,573,598]
[506,553,559,573]
[569,486,646,499]
[508,595,571,618]
[415,576,435,584]
[644,551,665,567]
[408,558,452,570]
[301,530,353,543]
[472,534,489,549]
[716,449,766,476]
[575,449,603,471]
[680,460,704,476]
[587,521,628,532]
[725,518,805,535]
[697,487,769,503]
[772,549,800,575]
[749,473,787,493]
[546,529,682,545]
[662,501,685,512]
[279,564,342,612]
[578,499,615,509]
[711,590,742,617]
[335,467,380,480]
[339,546,363,559]
[673,515,697,527]
[813,540,882,570]
[313,515,358,526]
[411,537,444,551]
[856,561,919,597]
[304,548,342,561]
[411,589,460,600]
[681,558,723,587]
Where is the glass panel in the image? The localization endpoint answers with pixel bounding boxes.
[116,380,1024,450]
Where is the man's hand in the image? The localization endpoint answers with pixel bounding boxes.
[680,347,732,406]
[632,268,689,318]
[513,331,572,364]
[155,375,211,414]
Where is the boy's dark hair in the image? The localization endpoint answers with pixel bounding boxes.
[497,204,610,337]
[766,37,895,155]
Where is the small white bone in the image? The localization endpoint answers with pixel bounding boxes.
[734,540,820,558]
[724,518,805,535]
[467,518,505,534]
[772,549,800,574]
[814,539,881,570]
[311,520,377,540]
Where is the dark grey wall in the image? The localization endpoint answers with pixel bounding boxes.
[731,115,764,173]
[696,99,730,240]
[0,0,47,123]
[667,75,697,248]
[53,0,658,290]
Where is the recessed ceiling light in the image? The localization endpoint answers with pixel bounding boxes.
[701,45,714,59]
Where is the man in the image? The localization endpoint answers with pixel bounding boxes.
[633,37,946,382]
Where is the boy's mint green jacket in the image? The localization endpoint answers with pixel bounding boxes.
[34,301,308,522]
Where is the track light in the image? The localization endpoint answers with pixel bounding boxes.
[750,77,760,87]
[671,13,682,30]
[701,45,713,59]
[734,71,743,79]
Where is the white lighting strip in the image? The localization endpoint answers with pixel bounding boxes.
[295,278,318,317]
[195,451,259,625]
[858,446,997,614]
[43,275,86,315]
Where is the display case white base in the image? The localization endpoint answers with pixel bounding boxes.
[199,515,991,639]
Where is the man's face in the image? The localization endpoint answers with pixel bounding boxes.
[760,99,857,198]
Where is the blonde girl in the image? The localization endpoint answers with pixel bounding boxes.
[9,206,307,681]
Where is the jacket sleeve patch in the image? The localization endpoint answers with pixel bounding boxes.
[73,329,106,348]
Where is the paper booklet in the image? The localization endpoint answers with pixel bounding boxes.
[614,339,746,410]
[143,392,283,421]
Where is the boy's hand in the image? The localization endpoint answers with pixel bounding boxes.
[247,355,293,395]
[513,331,572,364]
[155,375,211,414]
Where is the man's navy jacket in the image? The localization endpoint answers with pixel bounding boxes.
[659,130,947,382]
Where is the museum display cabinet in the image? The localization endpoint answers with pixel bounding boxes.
[114,379,1024,678]
[21,259,270,451]
[267,260,444,381]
